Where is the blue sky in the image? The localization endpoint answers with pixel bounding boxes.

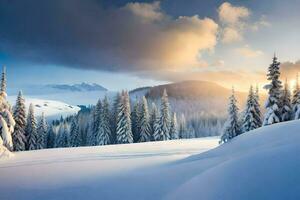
[1,0,300,91]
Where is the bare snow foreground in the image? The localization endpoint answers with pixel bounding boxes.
[1,121,300,200]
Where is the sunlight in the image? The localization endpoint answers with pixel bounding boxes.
[290,79,296,91]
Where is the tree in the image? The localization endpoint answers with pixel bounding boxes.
[96,96,111,145]
[170,112,179,139]
[116,91,133,144]
[12,91,26,151]
[263,55,282,125]
[26,103,38,150]
[89,99,102,146]
[70,117,81,147]
[281,79,292,121]
[139,96,151,142]
[37,113,48,149]
[131,100,140,142]
[47,125,56,148]
[149,102,158,140]
[242,86,262,132]
[153,89,171,141]
[110,93,121,144]
[0,66,15,151]
[55,121,69,148]
[179,114,187,139]
[292,74,300,119]
[254,85,262,127]
[220,88,241,143]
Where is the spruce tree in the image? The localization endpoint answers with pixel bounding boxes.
[153,89,171,141]
[37,113,48,149]
[149,102,158,140]
[254,85,262,127]
[89,100,102,146]
[12,91,26,151]
[47,125,56,148]
[131,100,140,142]
[110,93,121,144]
[96,96,111,145]
[292,74,300,119]
[242,86,261,133]
[0,66,15,151]
[179,114,187,139]
[116,91,133,144]
[220,88,241,143]
[263,55,282,125]
[139,96,151,142]
[281,79,292,121]
[170,112,179,139]
[70,117,81,147]
[26,103,38,150]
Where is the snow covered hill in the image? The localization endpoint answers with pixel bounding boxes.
[7,96,80,119]
[1,120,300,200]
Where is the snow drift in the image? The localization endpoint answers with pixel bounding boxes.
[1,120,300,200]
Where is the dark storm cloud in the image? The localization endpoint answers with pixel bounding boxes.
[0,0,218,72]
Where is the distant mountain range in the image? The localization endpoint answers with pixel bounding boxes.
[46,83,108,92]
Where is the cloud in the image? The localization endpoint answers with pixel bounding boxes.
[0,1,218,73]
[218,2,250,25]
[218,2,270,43]
[281,61,300,80]
[235,45,264,58]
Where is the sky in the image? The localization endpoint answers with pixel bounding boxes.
[1,0,300,91]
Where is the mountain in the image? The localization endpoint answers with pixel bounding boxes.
[7,96,80,120]
[1,121,300,199]
[130,80,264,118]
[47,83,108,92]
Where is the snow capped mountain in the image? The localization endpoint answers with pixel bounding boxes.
[47,82,108,92]
[7,96,80,120]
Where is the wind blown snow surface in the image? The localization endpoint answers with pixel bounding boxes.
[1,121,300,200]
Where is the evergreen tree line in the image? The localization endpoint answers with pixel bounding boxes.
[221,55,300,143]
[10,89,190,150]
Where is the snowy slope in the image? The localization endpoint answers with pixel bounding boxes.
[7,96,80,119]
[1,120,300,200]
[0,137,218,200]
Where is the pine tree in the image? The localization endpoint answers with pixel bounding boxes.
[26,104,38,150]
[116,91,133,144]
[281,79,292,121]
[96,96,111,145]
[37,113,48,149]
[220,88,241,143]
[179,114,187,139]
[46,125,56,148]
[131,100,140,142]
[12,91,26,151]
[110,93,121,144]
[170,112,179,139]
[55,121,69,148]
[254,85,262,127]
[153,89,171,141]
[0,66,15,151]
[89,100,102,146]
[292,74,300,119]
[242,86,261,133]
[263,55,282,125]
[139,96,151,142]
[70,117,81,147]
[149,102,158,140]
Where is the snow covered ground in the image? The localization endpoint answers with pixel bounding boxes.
[1,120,300,200]
[7,96,80,119]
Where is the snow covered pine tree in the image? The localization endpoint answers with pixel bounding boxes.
[154,89,171,141]
[242,86,262,132]
[37,113,48,149]
[116,91,133,144]
[263,55,282,126]
[220,88,241,143]
[281,79,292,121]
[139,96,151,142]
[26,103,38,150]
[292,74,300,119]
[96,96,111,145]
[0,66,15,151]
[12,91,26,151]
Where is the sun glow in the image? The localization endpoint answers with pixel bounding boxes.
[290,79,296,91]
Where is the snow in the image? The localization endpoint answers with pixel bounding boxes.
[1,120,300,199]
[7,96,80,119]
